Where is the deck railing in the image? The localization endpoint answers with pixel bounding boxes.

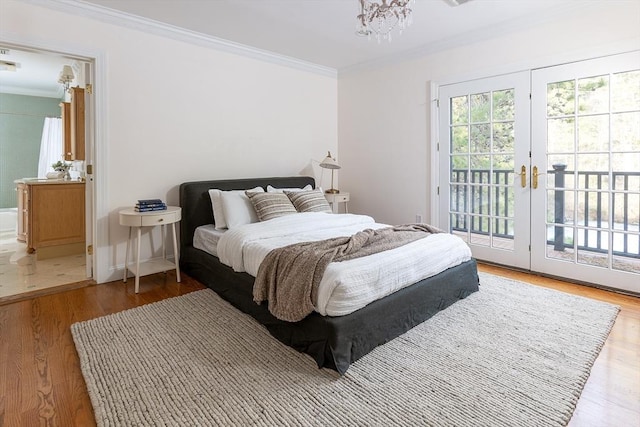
[451,167,640,259]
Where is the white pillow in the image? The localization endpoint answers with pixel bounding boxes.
[266,184,312,193]
[209,186,263,230]
[220,187,265,229]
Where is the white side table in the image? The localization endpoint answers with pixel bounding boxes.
[325,192,350,214]
[119,206,182,293]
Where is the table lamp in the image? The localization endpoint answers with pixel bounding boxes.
[319,151,341,194]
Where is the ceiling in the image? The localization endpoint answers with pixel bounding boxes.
[0,48,78,98]
[80,0,595,70]
[0,0,599,97]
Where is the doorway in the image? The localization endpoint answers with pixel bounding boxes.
[437,51,640,293]
[0,45,95,302]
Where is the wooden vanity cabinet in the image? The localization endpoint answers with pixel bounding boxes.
[21,182,86,258]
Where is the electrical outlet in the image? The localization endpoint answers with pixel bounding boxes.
[416,214,423,223]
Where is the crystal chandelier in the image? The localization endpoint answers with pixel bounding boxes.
[356,0,414,43]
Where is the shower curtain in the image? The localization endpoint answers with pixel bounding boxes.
[37,117,63,178]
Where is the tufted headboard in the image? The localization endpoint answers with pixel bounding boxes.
[179,176,316,251]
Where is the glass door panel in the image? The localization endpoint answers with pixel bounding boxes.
[531,51,640,293]
[439,72,530,268]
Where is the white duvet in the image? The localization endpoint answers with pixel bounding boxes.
[216,212,472,317]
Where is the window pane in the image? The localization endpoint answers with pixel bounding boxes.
[578,231,609,268]
[612,153,640,179]
[547,80,575,116]
[450,213,468,238]
[546,189,576,224]
[546,225,575,261]
[470,186,490,214]
[578,75,609,115]
[548,118,575,153]
[611,193,638,229]
[493,122,515,152]
[577,115,609,152]
[493,185,514,219]
[451,96,468,124]
[450,155,469,178]
[577,153,609,174]
[547,163,572,189]
[470,124,490,152]
[612,112,640,152]
[470,93,490,123]
[451,126,469,153]
[450,185,467,212]
[612,70,640,112]
[493,89,515,121]
[470,155,491,174]
[492,154,514,172]
[613,252,640,273]
[470,215,490,245]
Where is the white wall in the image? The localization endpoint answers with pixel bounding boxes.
[1,1,337,282]
[338,2,640,226]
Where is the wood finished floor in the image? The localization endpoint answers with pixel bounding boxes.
[0,266,638,427]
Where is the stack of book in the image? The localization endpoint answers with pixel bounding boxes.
[135,199,167,212]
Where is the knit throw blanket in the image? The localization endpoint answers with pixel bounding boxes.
[253,224,443,322]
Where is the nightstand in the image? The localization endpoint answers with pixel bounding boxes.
[119,206,182,293]
[325,192,350,214]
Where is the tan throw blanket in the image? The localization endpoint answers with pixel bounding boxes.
[253,224,443,322]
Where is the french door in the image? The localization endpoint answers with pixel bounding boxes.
[438,72,531,269]
[531,52,640,293]
[438,52,640,293]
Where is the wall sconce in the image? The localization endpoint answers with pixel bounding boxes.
[58,65,74,92]
[319,151,341,194]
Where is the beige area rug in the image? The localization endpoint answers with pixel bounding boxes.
[71,273,619,427]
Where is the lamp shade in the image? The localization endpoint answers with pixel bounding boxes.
[58,65,74,84]
[319,151,341,170]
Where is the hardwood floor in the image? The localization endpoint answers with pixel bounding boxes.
[0,266,638,426]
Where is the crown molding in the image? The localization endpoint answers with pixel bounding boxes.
[24,0,337,78]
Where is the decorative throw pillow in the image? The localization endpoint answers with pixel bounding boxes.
[266,184,312,193]
[214,187,264,230]
[208,189,227,230]
[246,192,297,221]
[285,189,332,213]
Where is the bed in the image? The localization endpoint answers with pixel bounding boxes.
[179,176,479,374]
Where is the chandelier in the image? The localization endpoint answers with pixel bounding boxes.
[356,0,414,43]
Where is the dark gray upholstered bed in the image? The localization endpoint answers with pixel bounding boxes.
[179,176,479,374]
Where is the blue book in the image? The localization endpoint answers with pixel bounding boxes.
[135,206,167,212]
[136,203,167,208]
[138,198,163,205]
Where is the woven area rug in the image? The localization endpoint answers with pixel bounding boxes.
[72,273,619,426]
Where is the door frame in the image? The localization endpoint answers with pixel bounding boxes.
[1,34,109,284]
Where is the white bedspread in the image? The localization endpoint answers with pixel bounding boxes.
[216,212,472,316]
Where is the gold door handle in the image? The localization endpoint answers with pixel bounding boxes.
[532,166,539,189]
[515,165,526,188]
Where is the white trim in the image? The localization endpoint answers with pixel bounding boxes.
[0,31,110,284]
[429,81,439,226]
[25,0,337,78]
[92,49,110,284]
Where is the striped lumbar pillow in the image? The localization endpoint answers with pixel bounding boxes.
[285,189,332,213]
[245,192,297,221]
